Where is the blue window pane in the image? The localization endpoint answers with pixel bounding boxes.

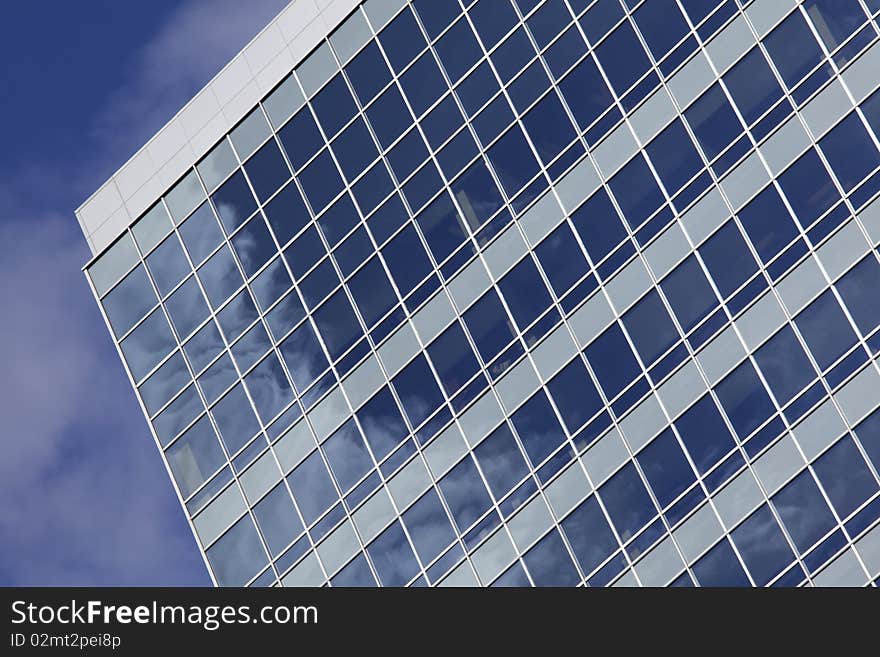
[345,41,390,105]
[492,28,534,83]
[146,234,189,298]
[332,117,379,182]
[422,95,464,150]
[492,561,531,587]
[685,84,742,162]
[813,436,878,518]
[393,355,444,428]
[244,140,290,203]
[795,290,857,371]
[646,119,703,194]
[318,194,359,247]
[608,155,664,227]
[638,429,696,508]
[348,256,396,328]
[212,171,256,233]
[498,257,552,331]
[415,192,469,263]
[779,149,838,224]
[622,290,679,365]
[266,289,305,341]
[379,7,425,74]
[179,201,224,265]
[413,0,460,39]
[206,516,267,586]
[402,161,443,212]
[288,450,338,525]
[527,0,570,49]
[435,17,481,82]
[366,85,411,149]
[836,255,880,335]
[381,224,432,295]
[820,112,880,191]
[367,194,409,244]
[451,160,504,230]
[855,409,880,473]
[679,0,719,25]
[103,265,156,337]
[439,457,493,532]
[323,418,373,493]
[358,387,408,460]
[675,394,735,475]
[660,255,717,332]
[299,150,344,213]
[166,415,225,498]
[388,128,429,183]
[523,529,580,586]
[764,11,825,89]
[569,188,626,262]
[283,226,324,280]
[312,74,356,138]
[723,47,783,125]
[804,0,866,51]
[580,0,623,43]
[464,289,517,364]
[332,553,376,587]
[231,215,275,278]
[232,321,270,372]
[278,107,323,171]
[165,276,210,340]
[474,423,529,500]
[522,91,577,165]
[245,354,293,424]
[772,470,836,553]
[199,352,238,405]
[313,290,362,360]
[143,361,192,426]
[585,323,640,399]
[487,125,541,198]
[469,0,518,49]
[403,489,456,564]
[535,223,589,296]
[300,258,339,309]
[334,227,373,277]
[692,539,750,587]
[561,496,618,576]
[279,321,328,391]
[400,51,446,117]
[698,221,757,298]
[264,182,310,247]
[217,288,258,343]
[253,483,303,557]
[558,56,614,131]
[252,259,292,314]
[211,384,259,454]
[732,504,794,586]
[456,61,499,118]
[428,322,479,395]
[184,319,224,374]
[367,520,421,586]
[511,391,567,466]
[754,326,815,404]
[634,0,688,60]
[121,307,177,381]
[199,245,242,309]
[599,462,656,541]
[715,361,775,439]
[544,25,586,80]
[738,185,797,264]
[547,357,602,433]
[596,21,650,95]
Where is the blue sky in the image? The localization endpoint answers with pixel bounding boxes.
[0,0,288,585]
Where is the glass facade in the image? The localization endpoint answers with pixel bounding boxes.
[84,0,880,587]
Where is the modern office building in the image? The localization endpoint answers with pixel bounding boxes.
[77,0,880,587]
